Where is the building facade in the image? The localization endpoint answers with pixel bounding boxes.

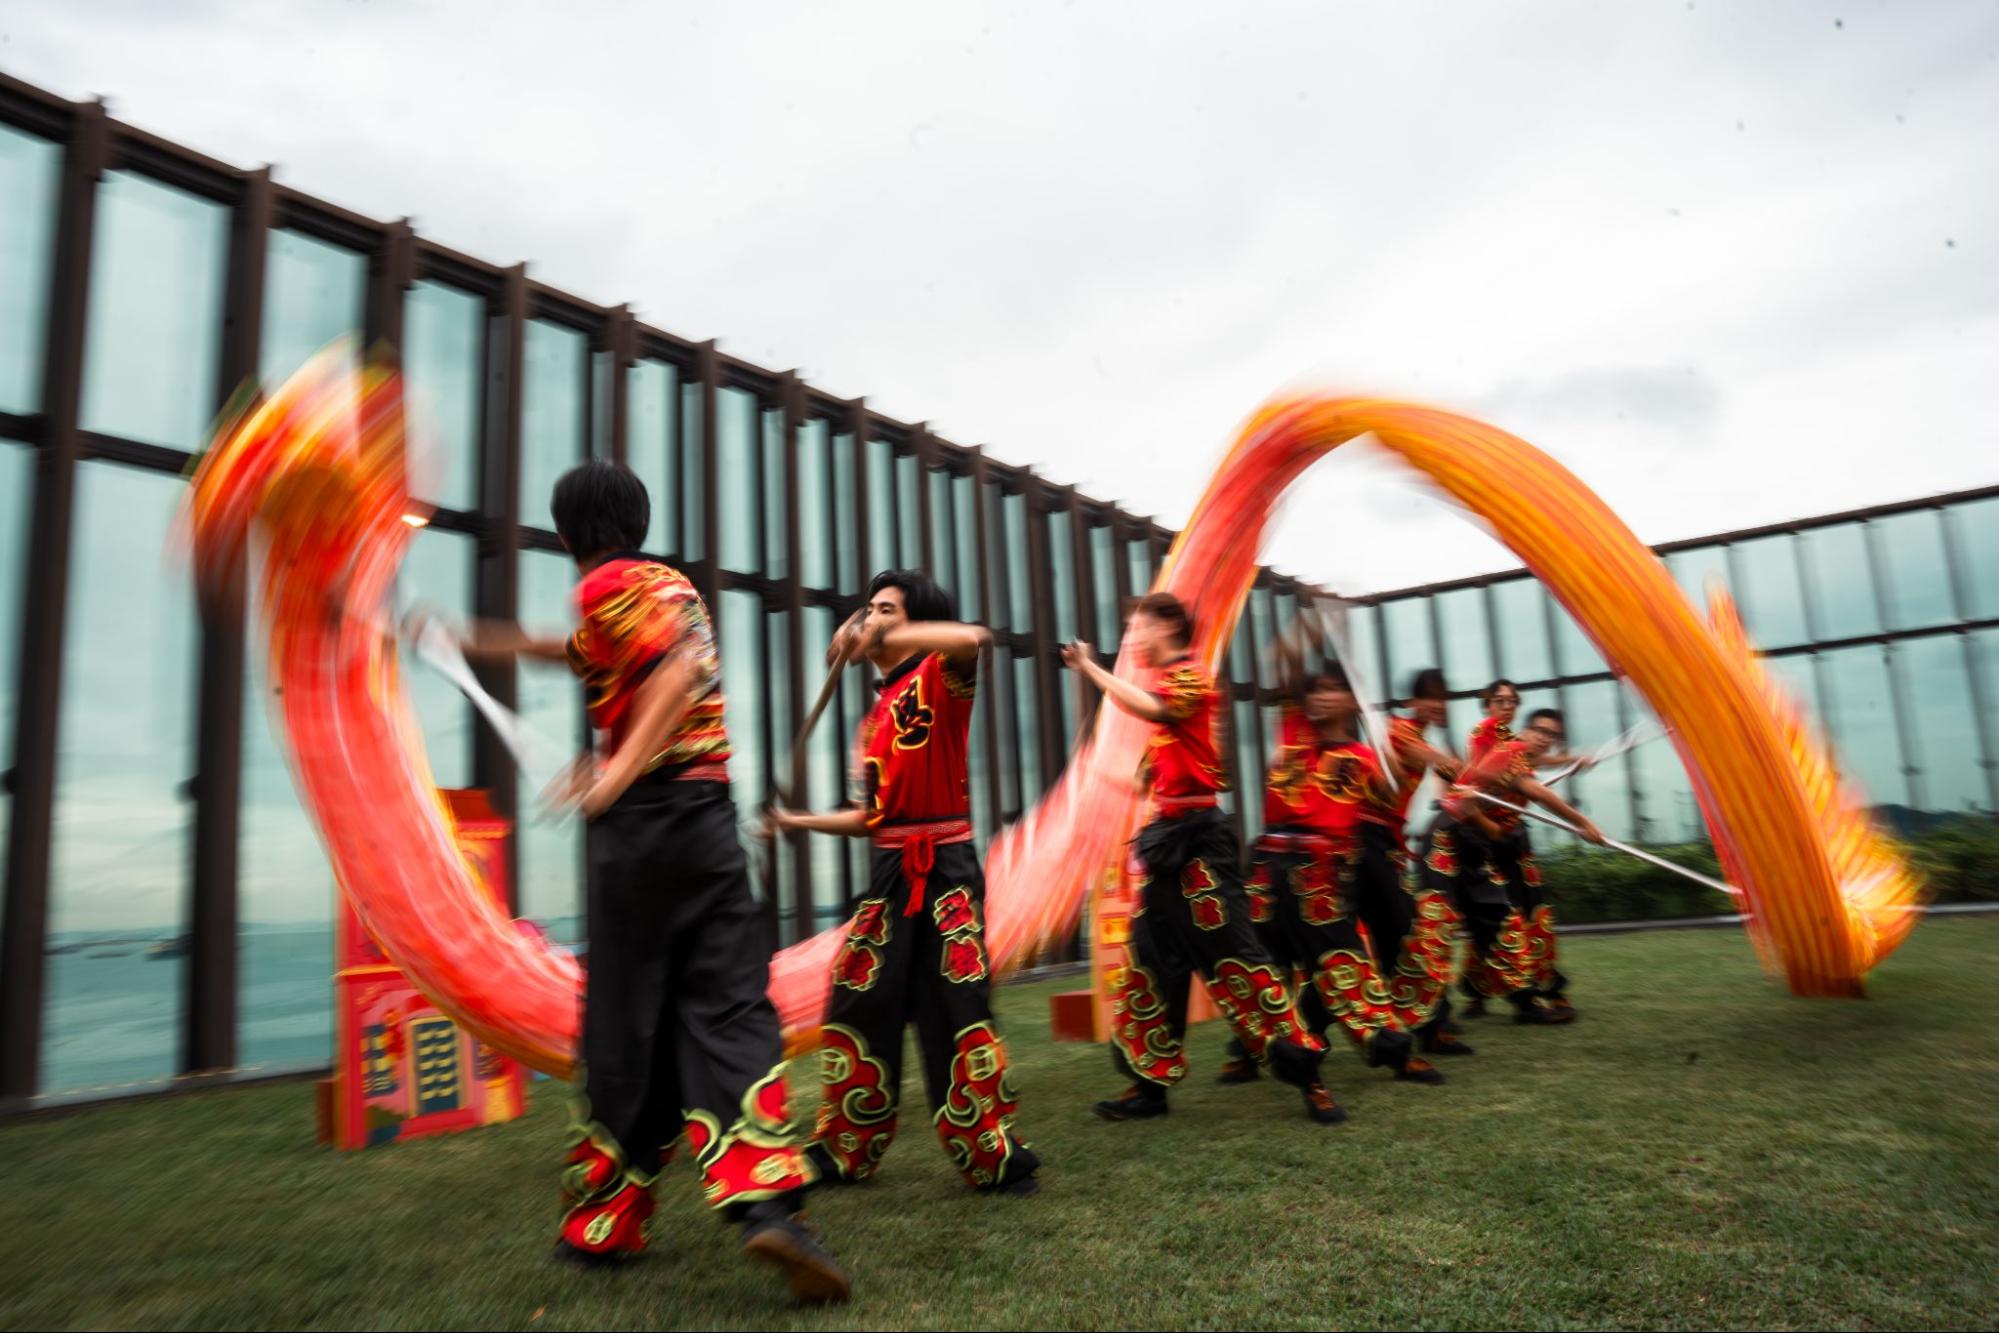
[2,75,1993,1110]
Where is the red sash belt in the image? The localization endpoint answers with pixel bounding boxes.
[872,817,975,916]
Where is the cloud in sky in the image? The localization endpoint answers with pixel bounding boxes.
[8,0,1995,595]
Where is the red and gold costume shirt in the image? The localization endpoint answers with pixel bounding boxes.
[565,556,729,773]
[856,651,977,830]
[1364,714,1435,828]
[1142,658,1226,800]
[1468,715,1512,765]
[1262,704,1387,843]
[1441,737,1533,832]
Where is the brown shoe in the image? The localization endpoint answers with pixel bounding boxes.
[1543,996,1578,1022]
[1421,1030,1476,1057]
[1301,1081,1349,1125]
[1462,996,1489,1020]
[742,1212,852,1305]
[1395,1056,1446,1085]
[1215,1055,1261,1085]
[1093,1084,1170,1121]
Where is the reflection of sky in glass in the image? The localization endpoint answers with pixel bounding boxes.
[260,229,363,384]
[0,447,28,865]
[803,605,846,926]
[1559,680,1633,842]
[1872,511,1955,632]
[404,280,484,513]
[1047,510,1076,642]
[43,464,197,1093]
[716,388,759,572]
[1797,523,1879,641]
[1013,655,1041,798]
[833,433,859,595]
[79,171,227,451]
[1489,578,1552,682]
[1820,644,1907,807]
[0,125,60,414]
[896,452,921,571]
[763,408,788,579]
[1947,499,1999,621]
[1004,493,1030,633]
[867,437,895,573]
[516,551,584,932]
[1381,597,1436,695]
[628,359,677,555]
[797,418,831,588]
[955,475,982,621]
[1434,588,1492,693]
[1666,545,1731,611]
[521,320,586,530]
[1893,636,1987,815]
[1729,536,1809,649]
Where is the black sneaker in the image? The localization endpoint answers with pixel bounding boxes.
[1543,995,1579,1022]
[1515,1000,1572,1026]
[742,1212,852,1305]
[1093,1084,1169,1121]
[1395,1056,1447,1085]
[1421,1030,1477,1057]
[991,1174,1041,1197]
[1215,1056,1261,1085]
[1302,1081,1349,1125]
[1462,996,1489,1020]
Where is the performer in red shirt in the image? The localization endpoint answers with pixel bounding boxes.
[772,570,1039,1195]
[1236,661,1447,1087]
[1421,706,1602,1023]
[1062,594,1337,1125]
[449,460,846,1301]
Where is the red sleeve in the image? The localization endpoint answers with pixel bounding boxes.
[567,564,717,693]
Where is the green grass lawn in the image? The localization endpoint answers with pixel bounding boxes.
[3,917,1996,1332]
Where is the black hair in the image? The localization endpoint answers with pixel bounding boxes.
[1306,666,1352,693]
[1406,667,1448,702]
[550,459,649,559]
[1480,678,1521,706]
[1132,592,1193,647]
[1526,707,1566,730]
[867,569,957,623]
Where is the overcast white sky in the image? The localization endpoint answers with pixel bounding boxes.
[8,0,1995,594]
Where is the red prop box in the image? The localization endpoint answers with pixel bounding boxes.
[317,789,527,1149]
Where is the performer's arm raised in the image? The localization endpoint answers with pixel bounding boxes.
[1515,775,1604,844]
[1061,640,1171,722]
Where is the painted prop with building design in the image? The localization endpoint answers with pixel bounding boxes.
[188,355,1925,1086]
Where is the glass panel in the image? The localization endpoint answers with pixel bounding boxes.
[1446,696,1483,769]
[968,656,992,845]
[953,475,982,621]
[1228,608,1253,685]
[837,663,871,893]
[1489,579,1553,682]
[796,418,832,588]
[866,437,896,573]
[1344,604,1384,704]
[1558,681,1633,842]
[592,350,612,458]
[1947,497,1999,620]
[403,280,483,513]
[1047,509,1077,643]
[982,486,1009,631]
[763,407,788,580]
[1004,493,1031,634]
[1892,636,1987,815]
[1763,653,1824,733]
[803,606,846,927]
[719,590,766,858]
[1798,523,1880,641]
[43,465,197,1097]
[629,359,678,555]
[260,229,364,385]
[520,321,587,530]
[896,452,921,569]
[832,431,859,595]
[80,170,228,451]
[930,468,956,594]
[988,648,1019,814]
[1250,588,1276,690]
[680,378,705,561]
[1973,630,1999,810]
[1873,511,1955,632]
[0,447,29,864]
[1013,655,1042,800]
[715,386,759,572]
[1234,700,1262,839]
[1729,535,1809,650]
[1625,690,1700,844]
[1381,597,1437,696]
[1433,588,1492,696]
[767,608,793,936]
[1666,545,1732,612]
[398,528,474,789]
[516,551,584,942]
[1091,525,1117,647]
[1550,598,1607,678]
[1820,644,1908,807]
[0,125,61,413]
[1127,536,1154,598]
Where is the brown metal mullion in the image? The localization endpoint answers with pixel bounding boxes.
[0,101,108,1104]
[969,450,1004,837]
[1024,488,1064,787]
[692,341,722,611]
[182,165,272,1078]
[474,265,526,909]
[365,218,414,354]
[779,374,810,942]
[606,305,634,469]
